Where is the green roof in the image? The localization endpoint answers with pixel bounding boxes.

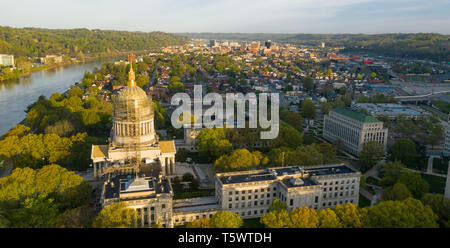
[331,107,380,123]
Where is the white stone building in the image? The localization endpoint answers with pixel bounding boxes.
[323,107,388,155]
[0,54,14,66]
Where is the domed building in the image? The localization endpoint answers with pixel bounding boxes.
[91,64,176,179]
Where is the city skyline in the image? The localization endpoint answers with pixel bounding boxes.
[1,0,450,34]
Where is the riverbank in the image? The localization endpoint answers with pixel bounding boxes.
[0,49,153,84]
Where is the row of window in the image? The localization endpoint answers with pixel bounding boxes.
[228,199,272,209]
[323,185,355,192]
[228,187,276,195]
[175,213,214,224]
[323,179,356,186]
[228,192,276,202]
[323,191,355,199]
[323,199,354,207]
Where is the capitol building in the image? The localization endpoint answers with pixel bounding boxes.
[90,61,361,228]
[91,64,176,178]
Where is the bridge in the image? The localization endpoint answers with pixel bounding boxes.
[394,90,450,103]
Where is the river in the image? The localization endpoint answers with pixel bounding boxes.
[0,58,121,136]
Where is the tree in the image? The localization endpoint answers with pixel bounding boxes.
[359,141,385,171]
[168,81,184,94]
[366,198,438,228]
[269,199,288,212]
[389,138,417,167]
[260,210,290,228]
[317,209,342,228]
[93,202,138,228]
[0,164,90,210]
[280,109,303,132]
[382,183,412,201]
[320,102,332,115]
[44,120,75,137]
[318,142,337,164]
[302,77,314,91]
[195,128,232,159]
[334,203,367,228]
[7,194,59,228]
[209,211,243,228]
[301,99,316,119]
[425,124,444,149]
[214,149,265,172]
[379,161,407,186]
[421,194,450,228]
[397,171,429,199]
[57,205,95,228]
[136,74,149,88]
[273,122,303,149]
[186,217,211,228]
[289,207,319,228]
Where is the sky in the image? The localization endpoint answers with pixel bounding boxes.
[1,0,449,34]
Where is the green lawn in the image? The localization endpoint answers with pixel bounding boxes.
[242,218,264,228]
[359,194,371,208]
[432,100,450,114]
[421,174,446,194]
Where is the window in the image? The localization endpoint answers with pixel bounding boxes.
[241,196,245,200]
[248,195,251,199]
[162,204,166,209]
[255,189,258,193]
[229,192,233,195]
[254,201,258,206]
[273,193,276,197]
[229,204,232,208]
[315,196,318,203]
[261,189,265,192]
[255,195,258,199]
[290,199,293,206]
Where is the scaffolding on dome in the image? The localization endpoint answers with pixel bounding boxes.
[104,58,158,177]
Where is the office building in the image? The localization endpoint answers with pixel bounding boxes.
[323,107,388,155]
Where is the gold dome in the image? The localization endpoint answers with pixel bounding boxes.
[111,65,156,148]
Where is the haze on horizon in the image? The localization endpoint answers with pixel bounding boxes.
[1,0,450,34]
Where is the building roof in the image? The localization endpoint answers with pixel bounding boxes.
[332,107,379,123]
[218,164,358,185]
[160,140,176,154]
[92,145,108,158]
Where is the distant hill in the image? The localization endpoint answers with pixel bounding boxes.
[181,33,449,62]
[0,26,189,58]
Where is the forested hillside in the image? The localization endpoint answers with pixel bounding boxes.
[0,26,189,57]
